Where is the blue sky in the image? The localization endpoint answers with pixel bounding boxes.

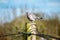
[0,0,60,23]
[0,0,60,12]
[0,0,60,13]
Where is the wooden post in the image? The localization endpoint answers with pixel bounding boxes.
[26,22,36,40]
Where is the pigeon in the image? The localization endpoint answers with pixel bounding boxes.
[26,12,43,22]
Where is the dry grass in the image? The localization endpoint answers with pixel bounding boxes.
[0,13,60,40]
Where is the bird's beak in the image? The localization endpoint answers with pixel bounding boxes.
[40,17,43,19]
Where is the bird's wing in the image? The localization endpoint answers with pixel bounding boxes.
[28,13,36,21]
[31,13,37,19]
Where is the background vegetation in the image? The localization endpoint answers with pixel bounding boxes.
[0,13,60,40]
